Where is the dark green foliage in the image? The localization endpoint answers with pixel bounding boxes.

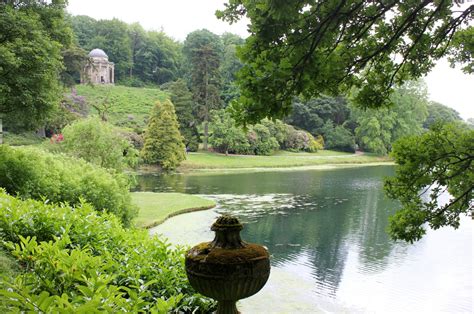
[60,117,138,171]
[0,5,62,130]
[183,29,223,150]
[322,123,355,153]
[0,146,136,226]
[217,1,473,124]
[0,191,215,312]
[287,96,351,136]
[384,123,474,242]
[448,26,474,74]
[60,45,88,87]
[141,100,185,170]
[167,79,200,151]
[423,101,462,129]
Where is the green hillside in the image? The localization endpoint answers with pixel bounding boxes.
[75,85,169,131]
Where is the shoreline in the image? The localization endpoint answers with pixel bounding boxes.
[141,203,216,229]
[131,192,216,228]
[135,161,395,176]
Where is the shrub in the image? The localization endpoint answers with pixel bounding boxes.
[284,125,323,152]
[247,124,279,155]
[209,110,250,154]
[141,100,186,171]
[0,146,136,226]
[0,191,215,312]
[60,117,138,171]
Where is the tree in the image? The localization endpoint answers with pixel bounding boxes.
[423,101,462,129]
[322,122,355,152]
[60,45,88,87]
[354,81,428,154]
[217,0,473,124]
[209,109,249,155]
[448,26,474,74]
[384,123,473,243]
[220,33,245,104]
[0,3,66,130]
[183,29,223,150]
[61,117,136,171]
[141,100,185,171]
[133,30,182,85]
[167,79,200,151]
[287,96,350,136]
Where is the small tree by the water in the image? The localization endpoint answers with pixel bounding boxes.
[141,100,185,171]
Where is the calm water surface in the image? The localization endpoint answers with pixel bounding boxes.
[138,166,473,313]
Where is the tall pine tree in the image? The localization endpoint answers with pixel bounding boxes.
[141,100,185,171]
[168,79,200,151]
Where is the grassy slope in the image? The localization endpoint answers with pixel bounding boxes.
[75,85,169,131]
[179,150,391,170]
[131,192,216,228]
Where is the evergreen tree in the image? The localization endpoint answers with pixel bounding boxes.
[183,29,223,151]
[168,79,200,151]
[141,100,185,171]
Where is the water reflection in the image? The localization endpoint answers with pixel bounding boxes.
[145,166,472,313]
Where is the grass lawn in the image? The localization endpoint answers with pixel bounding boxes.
[131,192,216,228]
[179,150,392,171]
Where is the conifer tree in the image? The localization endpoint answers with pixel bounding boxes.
[141,100,185,171]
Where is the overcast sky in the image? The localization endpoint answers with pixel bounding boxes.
[67,0,473,119]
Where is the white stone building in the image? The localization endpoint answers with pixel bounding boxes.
[81,48,115,84]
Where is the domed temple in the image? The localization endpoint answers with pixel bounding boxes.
[81,48,115,84]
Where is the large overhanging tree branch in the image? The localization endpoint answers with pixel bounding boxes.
[217,0,473,124]
[384,123,473,243]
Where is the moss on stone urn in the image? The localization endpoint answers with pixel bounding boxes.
[185,215,271,314]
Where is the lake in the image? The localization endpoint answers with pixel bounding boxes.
[138,165,473,313]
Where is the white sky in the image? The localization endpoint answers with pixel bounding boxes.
[67,0,473,119]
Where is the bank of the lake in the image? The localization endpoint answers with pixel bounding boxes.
[131,192,216,228]
[135,150,391,174]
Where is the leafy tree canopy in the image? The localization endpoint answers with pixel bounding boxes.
[354,80,428,154]
[385,123,473,242]
[0,2,67,130]
[217,0,473,123]
[423,101,462,129]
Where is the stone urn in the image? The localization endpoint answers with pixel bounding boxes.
[185,215,270,314]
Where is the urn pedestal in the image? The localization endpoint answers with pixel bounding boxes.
[185,216,270,314]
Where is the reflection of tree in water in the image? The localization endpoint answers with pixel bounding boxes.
[135,173,186,192]
[350,186,406,273]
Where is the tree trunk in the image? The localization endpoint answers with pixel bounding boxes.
[203,61,209,151]
[203,120,208,151]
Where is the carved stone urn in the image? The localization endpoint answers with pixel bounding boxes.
[185,215,270,314]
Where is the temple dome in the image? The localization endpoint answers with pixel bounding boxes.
[89,48,108,59]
